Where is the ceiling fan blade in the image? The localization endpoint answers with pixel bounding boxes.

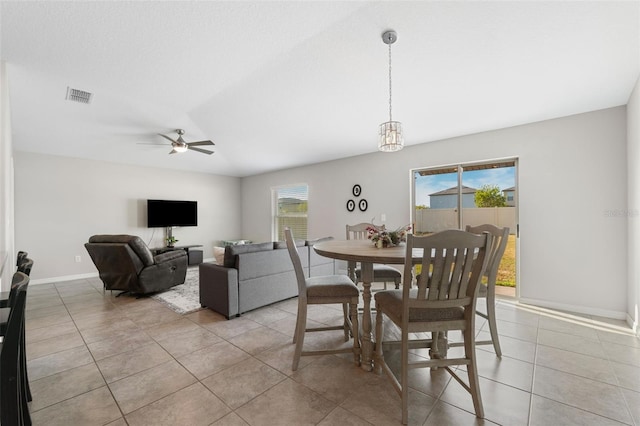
[158,133,178,144]
[187,140,214,146]
[188,146,214,155]
[169,149,178,155]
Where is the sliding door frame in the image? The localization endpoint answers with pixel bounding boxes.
[411,157,519,297]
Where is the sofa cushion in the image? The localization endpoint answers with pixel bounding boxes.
[213,246,226,265]
[223,242,274,268]
[274,239,306,249]
[236,247,306,281]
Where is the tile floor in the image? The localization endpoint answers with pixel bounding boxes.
[24,275,640,425]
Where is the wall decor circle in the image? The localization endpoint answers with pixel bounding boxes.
[346,199,356,212]
[352,184,362,197]
[358,199,368,212]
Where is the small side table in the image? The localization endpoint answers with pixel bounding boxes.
[153,245,203,266]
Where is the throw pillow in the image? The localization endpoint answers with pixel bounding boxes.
[213,246,226,265]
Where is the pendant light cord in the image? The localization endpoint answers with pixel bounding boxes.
[388,41,393,123]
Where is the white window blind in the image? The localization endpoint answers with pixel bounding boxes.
[273,184,308,241]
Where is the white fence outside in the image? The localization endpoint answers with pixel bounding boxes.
[415,207,516,234]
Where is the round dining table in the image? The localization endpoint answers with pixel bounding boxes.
[313,239,422,371]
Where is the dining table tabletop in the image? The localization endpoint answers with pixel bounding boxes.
[313,239,424,371]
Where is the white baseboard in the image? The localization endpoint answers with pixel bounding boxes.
[30,272,99,286]
[626,313,639,335]
[30,260,216,286]
[519,297,627,321]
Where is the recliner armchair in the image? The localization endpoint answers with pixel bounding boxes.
[85,235,187,294]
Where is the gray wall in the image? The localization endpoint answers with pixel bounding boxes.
[0,61,15,289]
[14,152,242,282]
[8,104,636,323]
[242,107,628,319]
[628,75,640,333]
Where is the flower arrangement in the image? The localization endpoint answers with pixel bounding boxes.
[366,224,411,248]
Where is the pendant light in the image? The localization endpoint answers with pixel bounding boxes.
[378,30,404,152]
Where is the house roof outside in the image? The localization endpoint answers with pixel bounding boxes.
[429,185,478,197]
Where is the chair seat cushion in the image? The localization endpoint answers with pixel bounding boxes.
[306,275,359,298]
[374,289,464,322]
[355,264,401,280]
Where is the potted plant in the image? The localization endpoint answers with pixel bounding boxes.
[166,236,178,248]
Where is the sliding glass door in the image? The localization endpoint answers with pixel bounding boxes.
[412,159,518,294]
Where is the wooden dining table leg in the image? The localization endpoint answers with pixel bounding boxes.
[360,262,374,371]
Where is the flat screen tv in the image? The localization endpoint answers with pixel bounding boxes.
[147,199,198,228]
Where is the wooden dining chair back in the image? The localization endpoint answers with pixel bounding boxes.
[1,271,33,410]
[464,224,509,357]
[375,230,491,423]
[1,272,30,426]
[16,251,28,267]
[285,228,361,370]
[345,222,375,240]
[17,258,33,276]
[346,223,401,290]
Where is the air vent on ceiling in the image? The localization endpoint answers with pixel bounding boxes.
[65,87,93,104]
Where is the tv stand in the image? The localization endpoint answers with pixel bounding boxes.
[154,245,203,266]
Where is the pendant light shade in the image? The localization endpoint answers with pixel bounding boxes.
[378,121,404,152]
[378,30,404,152]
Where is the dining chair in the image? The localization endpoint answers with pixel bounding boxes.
[284,228,361,370]
[346,223,401,290]
[1,270,33,407]
[16,251,28,267]
[459,224,509,357]
[17,258,33,276]
[374,230,491,423]
[1,272,31,426]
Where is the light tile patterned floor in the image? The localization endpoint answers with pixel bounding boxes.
[24,277,640,425]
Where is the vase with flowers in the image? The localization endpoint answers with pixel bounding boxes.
[366,224,411,248]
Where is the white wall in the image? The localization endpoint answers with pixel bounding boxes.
[628,75,640,332]
[242,107,628,319]
[14,152,242,282]
[0,61,16,291]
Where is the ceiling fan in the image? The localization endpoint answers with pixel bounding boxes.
[156,129,215,155]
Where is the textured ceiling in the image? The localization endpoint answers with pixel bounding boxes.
[2,1,639,177]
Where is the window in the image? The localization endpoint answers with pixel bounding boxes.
[273,184,308,241]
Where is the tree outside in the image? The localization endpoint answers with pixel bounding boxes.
[474,184,506,207]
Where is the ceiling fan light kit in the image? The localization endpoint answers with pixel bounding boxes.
[157,129,215,156]
[378,30,404,153]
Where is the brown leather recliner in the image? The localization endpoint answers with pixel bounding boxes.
[85,235,187,294]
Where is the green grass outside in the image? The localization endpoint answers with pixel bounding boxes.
[495,235,516,287]
[412,234,516,287]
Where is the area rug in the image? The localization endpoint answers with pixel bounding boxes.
[151,267,202,314]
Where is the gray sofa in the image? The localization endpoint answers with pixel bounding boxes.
[199,237,335,319]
